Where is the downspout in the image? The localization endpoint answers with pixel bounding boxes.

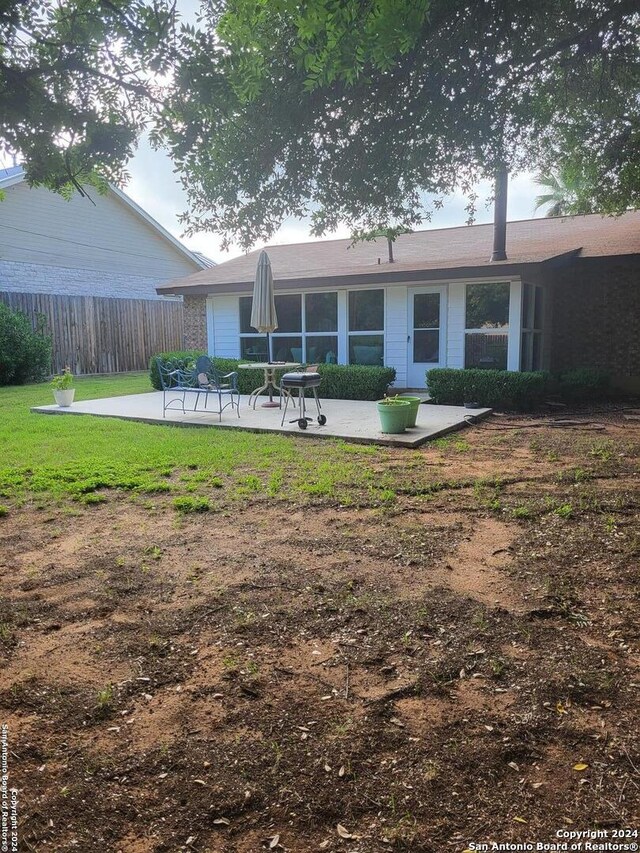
[491,165,509,262]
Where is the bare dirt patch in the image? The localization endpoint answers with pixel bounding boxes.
[1,414,639,851]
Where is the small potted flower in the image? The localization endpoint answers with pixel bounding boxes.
[51,367,75,407]
[376,395,411,434]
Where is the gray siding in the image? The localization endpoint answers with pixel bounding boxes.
[0,181,200,297]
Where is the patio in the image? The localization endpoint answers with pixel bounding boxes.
[32,392,491,447]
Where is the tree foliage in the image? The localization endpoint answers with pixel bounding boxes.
[156,0,640,248]
[0,303,51,385]
[534,167,597,217]
[1,0,177,195]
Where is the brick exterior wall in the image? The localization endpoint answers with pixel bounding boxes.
[549,256,640,385]
[184,294,207,351]
[0,260,169,300]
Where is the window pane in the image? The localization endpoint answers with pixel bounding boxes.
[239,296,253,333]
[349,290,384,331]
[349,334,384,365]
[522,283,532,329]
[305,292,337,332]
[272,336,303,362]
[275,294,302,332]
[414,293,440,329]
[465,283,510,329]
[465,333,508,369]
[521,331,531,371]
[414,330,439,363]
[240,336,268,361]
[306,335,338,364]
[534,286,544,330]
[532,332,542,370]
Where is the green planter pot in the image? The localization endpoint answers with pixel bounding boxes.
[395,395,421,428]
[376,400,411,434]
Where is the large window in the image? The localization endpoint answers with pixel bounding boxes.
[464,282,510,370]
[239,293,338,363]
[521,283,544,371]
[348,290,384,365]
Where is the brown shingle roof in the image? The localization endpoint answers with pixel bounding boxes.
[158,210,640,294]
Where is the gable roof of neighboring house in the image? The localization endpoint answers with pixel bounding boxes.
[0,166,207,272]
[157,209,640,296]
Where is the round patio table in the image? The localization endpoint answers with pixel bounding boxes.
[238,361,302,409]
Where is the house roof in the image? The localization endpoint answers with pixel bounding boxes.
[157,209,640,295]
[0,167,207,271]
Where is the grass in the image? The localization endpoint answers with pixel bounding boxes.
[0,374,377,505]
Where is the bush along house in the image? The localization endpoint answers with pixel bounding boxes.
[157,211,640,392]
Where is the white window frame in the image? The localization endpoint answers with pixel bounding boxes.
[463,281,511,370]
[238,292,339,363]
[347,288,385,365]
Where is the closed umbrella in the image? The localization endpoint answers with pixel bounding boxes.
[250,250,278,363]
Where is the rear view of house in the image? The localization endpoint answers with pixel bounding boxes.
[158,212,640,391]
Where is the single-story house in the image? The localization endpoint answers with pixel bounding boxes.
[157,211,640,390]
[0,165,208,299]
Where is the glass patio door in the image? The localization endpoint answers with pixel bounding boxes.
[407,287,446,387]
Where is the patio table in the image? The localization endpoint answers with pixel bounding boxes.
[238,361,301,409]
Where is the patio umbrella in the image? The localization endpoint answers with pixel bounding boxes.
[250,250,278,363]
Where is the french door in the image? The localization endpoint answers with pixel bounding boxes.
[407,286,446,387]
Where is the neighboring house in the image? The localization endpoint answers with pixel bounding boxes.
[0,166,207,298]
[157,212,640,391]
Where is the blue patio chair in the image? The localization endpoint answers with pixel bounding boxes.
[193,355,240,421]
[156,357,199,417]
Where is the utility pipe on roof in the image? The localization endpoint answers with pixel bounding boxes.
[491,166,509,262]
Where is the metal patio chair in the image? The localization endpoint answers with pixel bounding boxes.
[193,355,241,421]
[156,357,199,417]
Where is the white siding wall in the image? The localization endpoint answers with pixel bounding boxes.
[205,278,524,388]
[0,182,200,292]
[447,283,466,369]
[384,285,408,387]
[209,295,240,358]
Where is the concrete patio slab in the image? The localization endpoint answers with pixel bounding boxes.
[31,393,491,447]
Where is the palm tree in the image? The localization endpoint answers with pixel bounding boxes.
[534,166,596,217]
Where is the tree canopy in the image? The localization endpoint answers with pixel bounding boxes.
[156,0,640,249]
[1,0,176,195]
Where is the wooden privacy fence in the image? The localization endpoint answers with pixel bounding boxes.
[0,291,184,375]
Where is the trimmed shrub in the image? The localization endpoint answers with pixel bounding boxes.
[150,352,396,400]
[149,350,206,390]
[555,368,611,403]
[426,368,549,410]
[316,363,396,400]
[0,303,51,386]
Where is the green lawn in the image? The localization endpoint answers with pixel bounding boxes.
[0,372,385,508]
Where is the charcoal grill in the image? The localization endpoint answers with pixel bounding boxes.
[279,371,327,430]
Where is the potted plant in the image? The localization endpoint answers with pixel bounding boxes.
[51,367,75,407]
[376,395,411,434]
[395,395,421,427]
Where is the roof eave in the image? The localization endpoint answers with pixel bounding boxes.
[156,259,553,296]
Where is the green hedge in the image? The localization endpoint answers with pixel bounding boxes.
[149,350,206,390]
[426,367,613,410]
[0,303,51,386]
[150,352,395,400]
[426,368,549,410]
